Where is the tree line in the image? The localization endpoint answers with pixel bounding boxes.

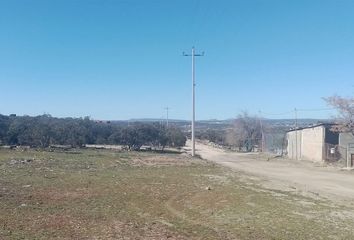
[0,114,186,149]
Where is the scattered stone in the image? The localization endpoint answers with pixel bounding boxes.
[19,203,27,207]
[20,159,33,164]
[156,219,174,227]
[9,158,34,165]
[205,186,211,191]
[9,159,18,165]
[22,185,31,188]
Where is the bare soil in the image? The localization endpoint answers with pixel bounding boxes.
[189,140,354,206]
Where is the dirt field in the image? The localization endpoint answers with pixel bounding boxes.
[1,147,354,239]
[190,141,354,206]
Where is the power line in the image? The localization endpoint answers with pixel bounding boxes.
[297,108,335,112]
[261,107,336,116]
[261,111,294,116]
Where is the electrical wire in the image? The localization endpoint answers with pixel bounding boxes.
[261,111,294,116]
[297,108,335,112]
[260,108,336,116]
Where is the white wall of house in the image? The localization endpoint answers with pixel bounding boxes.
[287,126,325,162]
[287,130,301,160]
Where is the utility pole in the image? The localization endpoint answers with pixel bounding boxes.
[164,107,169,128]
[259,111,265,152]
[183,47,204,157]
[294,108,298,160]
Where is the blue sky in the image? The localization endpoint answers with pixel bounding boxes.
[1,0,353,120]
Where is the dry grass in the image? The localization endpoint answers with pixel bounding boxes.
[1,148,354,239]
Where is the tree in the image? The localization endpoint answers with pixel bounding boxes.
[166,127,186,148]
[228,112,262,152]
[0,114,187,150]
[117,124,157,150]
[324,95,354,135]
[0,115,10,145]
[197,129,225,145]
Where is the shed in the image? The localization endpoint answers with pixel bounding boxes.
[286,123,339,162]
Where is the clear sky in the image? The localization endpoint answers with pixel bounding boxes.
[1,0,353,120]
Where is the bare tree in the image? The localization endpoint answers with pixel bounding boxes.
[324,95,354,135]
[227,112,262,152]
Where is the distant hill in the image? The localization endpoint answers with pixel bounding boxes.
[110,118,331,131]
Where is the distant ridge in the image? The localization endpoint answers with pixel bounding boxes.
[110,118,331,129]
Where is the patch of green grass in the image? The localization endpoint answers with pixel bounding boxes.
[0,148,354,239]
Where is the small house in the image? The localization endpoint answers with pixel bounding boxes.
[287,123,354,166]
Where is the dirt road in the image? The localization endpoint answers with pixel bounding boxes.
[186,141,354,205]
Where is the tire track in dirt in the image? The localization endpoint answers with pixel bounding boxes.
[164,192,237,240]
